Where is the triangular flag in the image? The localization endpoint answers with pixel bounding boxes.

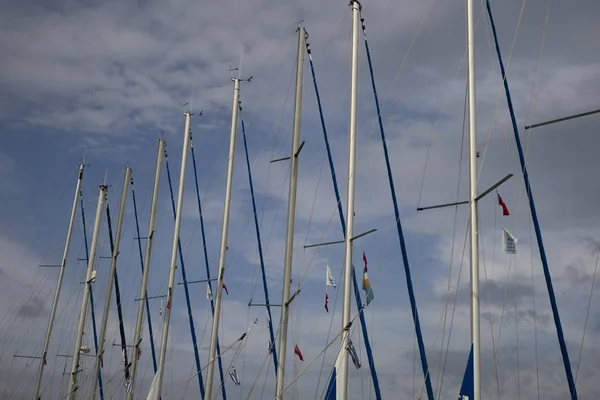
[502,226,517,254]
[362,252,374,306]
[294,344,304,361]
[222,282,229,295]
[324,293,329,313]
[326,265,337,288]
[497,193,510,216]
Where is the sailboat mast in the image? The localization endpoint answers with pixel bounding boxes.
[151,112,192,398]
[204,77,241,400]
[128,140,164,400]
[33,164,85,400]
[466,0,480,398]
[274,26,305,400]
[67,184,107,400]
[337,3,360,399]
[90,167,131,399]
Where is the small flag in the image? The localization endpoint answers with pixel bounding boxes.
[137,347,142,360]
[346,339,361,369]
[362,252,374,306]
[229,366,241,386]
[166,297,172,310]
[497,193,510,216]
[294,344,304,361]
[43,357,47,366]
[324,293,329,313]
[222,283,229,295]
[326,265,336,288]
[502,226,517,254]
[207,285,213,301]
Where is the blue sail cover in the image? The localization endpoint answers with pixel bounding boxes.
[325,368,336,399]
[458,345,474,400]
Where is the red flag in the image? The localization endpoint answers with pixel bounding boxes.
[362,252,368,272]
[324,293,329,313]
[137,347,142,360]
[166,298,172,310]
[294,344,304,361]
[497,193,510,216]
[223,283,229,295]
[43,357,47,366]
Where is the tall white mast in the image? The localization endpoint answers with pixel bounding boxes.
[90,167,131,399]
[149,112,192,399]
[127,140,164,400]
[204,75,243,400]
[336,3,360,399]
[67,184,108,400]
[274,26,305,400]
[33,163,85,400]
[466,0,480,397]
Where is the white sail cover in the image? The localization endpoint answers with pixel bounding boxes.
[146,371,160,400]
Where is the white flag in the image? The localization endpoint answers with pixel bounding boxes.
[326,265,337,288]
[207,284,213,301]
[502,226,517,254]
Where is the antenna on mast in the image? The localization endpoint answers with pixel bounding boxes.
[238,46,244,79]
[190,85,194,114]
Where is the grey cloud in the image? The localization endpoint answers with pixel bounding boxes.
[17,296,47,319]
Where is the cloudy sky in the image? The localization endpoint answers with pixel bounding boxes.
[1,0,599,399]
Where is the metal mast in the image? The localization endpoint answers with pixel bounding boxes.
[90,168,131,399]
[150,112,192,398]
[67,184,107,400]
[204,76,243,400]
[336,3,360,398]
[466,0,481,398]
[128,140,164,399]
[33,164,85,400]
[275,26,306,400]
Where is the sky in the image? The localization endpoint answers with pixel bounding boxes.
[1,0,600,399]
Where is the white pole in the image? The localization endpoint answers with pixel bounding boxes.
[466,0,480,398]
[90,167,131,399]
[67,184,107,400]
[337,3,360,399]
[275,26,305,400]
[33,164,85,400]
[127,140,164,400]
[204,77,241,400]
[151,112,192,398]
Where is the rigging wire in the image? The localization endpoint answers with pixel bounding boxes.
[575,238,600,383]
